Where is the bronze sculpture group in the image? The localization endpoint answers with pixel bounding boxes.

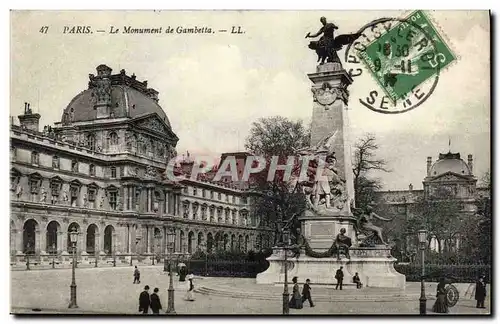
[305,17,362,65]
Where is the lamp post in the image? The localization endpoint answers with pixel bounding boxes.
[68,228,79,309]
[418,229,427,315]
[166,228,176,315]
[282,229,290,315]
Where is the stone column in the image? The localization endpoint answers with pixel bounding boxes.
[123,186,128,210]
[79,230,86,255]
[98,226,105,255]
[127,225,131,253]
[10,229,16,255]
[39,226,48,255]
[16,229,23,254]
[167,191,169,214]
[34,230,41,256]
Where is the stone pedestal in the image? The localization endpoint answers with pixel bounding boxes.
[257,62,406,289]
[256,247,405,289]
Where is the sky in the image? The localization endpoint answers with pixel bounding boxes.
[10,10,490,190]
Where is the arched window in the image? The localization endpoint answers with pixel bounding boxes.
[104,225,114,255]
[23,219,38,255]
[46,221,60,254]
[188,231,194,253]
[86,224,98,254]
[207,233,214,253]
[86,133,96,151]
[197,232,204,250]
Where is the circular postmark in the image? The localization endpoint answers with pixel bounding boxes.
[344,11,452,114]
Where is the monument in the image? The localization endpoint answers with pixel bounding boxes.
[256,17,406,288]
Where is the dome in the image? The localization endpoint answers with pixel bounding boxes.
[60,65,171,128]
[429,152,471,176]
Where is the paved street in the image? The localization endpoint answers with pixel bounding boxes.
[11,267,491,315]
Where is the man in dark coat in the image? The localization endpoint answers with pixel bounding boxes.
[335,266,344,290]
[353,272,362,289]
[133,266,141,284]
[139,285,150,314]
[150,287,163,314]
[301,278,314,307]
[475,276,487,308]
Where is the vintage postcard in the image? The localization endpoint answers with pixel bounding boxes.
[9,10,491,316]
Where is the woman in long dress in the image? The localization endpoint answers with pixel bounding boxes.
[432,278,449,313]
[184,274,195,301]
[288,277,303,309]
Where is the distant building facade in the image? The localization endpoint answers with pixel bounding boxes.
[10,65,273,265]
[375,151,490,255]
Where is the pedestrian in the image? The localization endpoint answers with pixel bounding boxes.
[138,285,151,314]
[301,278,314,307]
[353,272,363,289]
[133,266,141,284]
[335,266,344,290]
[432,278,449,313]
[475,276,487,309]
[150,287,163,314]
[288,276,303,309]
[184,274,196,301]
[179,264,188,282]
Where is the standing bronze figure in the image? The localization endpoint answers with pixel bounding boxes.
[306,17,362,65]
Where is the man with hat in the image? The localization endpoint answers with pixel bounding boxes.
[475,275,487,309]
[150,287,163,314]
[138,285,151,314]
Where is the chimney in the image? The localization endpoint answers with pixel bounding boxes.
[92,64,113,119]
[468,154,473,174]
[409,183,413,191]
[18,102,41,132]
[426,157,432,176]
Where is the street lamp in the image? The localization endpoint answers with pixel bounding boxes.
[166,228,176,315]
[68,228,79,309]
[418,228,427,315]
[282,229,290,315]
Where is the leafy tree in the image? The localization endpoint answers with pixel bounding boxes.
[352,134,390,209]
[245,116,310,245]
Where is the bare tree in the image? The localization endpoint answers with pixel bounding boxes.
[352,134,390,208]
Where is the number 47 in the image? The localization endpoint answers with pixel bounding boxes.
[39,26,49,34]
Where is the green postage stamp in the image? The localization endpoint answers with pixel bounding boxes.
[357,10,457,103]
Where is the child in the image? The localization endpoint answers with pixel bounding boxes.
[301,279,314,307]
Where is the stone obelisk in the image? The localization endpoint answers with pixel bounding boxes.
[299,62,358,251]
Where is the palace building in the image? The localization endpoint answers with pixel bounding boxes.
[375,151,490,254]
[10,65,273,266]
